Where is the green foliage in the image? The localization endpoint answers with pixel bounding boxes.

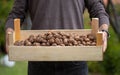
[0,0,13,18]
[83,7,120,75]
[100,27,120,75]
[88,26,120,75]
[0,0,14,47]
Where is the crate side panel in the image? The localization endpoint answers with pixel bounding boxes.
[9,46,103,61]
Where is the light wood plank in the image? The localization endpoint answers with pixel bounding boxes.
[8,32,14,46]
[96,32,103,46]
[91,18,99,37]
[14,19,21,41]
[9,46,103,61]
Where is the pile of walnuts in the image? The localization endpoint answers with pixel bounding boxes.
[14,31,96,46]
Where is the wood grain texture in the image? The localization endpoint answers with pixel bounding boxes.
[9,46,103,61]
[96,32,103,46]
[91,18,99,37]
[8,32,14,46]
[14,19,21,41]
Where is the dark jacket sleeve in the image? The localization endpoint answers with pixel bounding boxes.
[5,0,28,29]
[85,0,109,26]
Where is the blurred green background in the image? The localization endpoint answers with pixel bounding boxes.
[0,0,120,75]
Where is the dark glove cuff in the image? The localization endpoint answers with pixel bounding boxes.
[101,30,110,38]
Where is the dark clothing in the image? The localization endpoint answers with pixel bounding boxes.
[6,0,109,29]
[6,0,109,75]
[28,61,88,75]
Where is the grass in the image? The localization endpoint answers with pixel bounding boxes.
[0,53,27,75]
[0,60,27,75]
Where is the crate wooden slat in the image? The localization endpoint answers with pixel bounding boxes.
[8,29,103,61]
[9,46,102,61]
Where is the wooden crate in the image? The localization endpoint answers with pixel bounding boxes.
[8,18,103,61]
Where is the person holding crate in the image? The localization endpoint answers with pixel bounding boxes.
[5,0,110,75]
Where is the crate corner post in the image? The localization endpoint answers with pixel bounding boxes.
[14,18,21,41]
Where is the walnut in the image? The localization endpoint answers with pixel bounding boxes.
[14,31,97,46]
[91,42,96,46]
[63,38,68,45]
[68,43,73,46]
[36,37,47,43]
[86,42,91,46]
[41,43,46,46]
[82,41,86,45]
[73,40,78,46]
[84,38,90,42]
[48,38,55,44]
[68,37,75,43]
[14,40,23,46]
[87,34,95,40]
[55,38,63,45]
[33,42,40,46]
[46,42,50,46]
[46,34,53,40]
[28,35,36,43]
[24,40,32,46]
[52,43,57,46]
[74,35,80,41]
[60,44,65,46]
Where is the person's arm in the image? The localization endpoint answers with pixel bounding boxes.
[85,0,110,52]
[5,0,28,53]
[6,0,28,29]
